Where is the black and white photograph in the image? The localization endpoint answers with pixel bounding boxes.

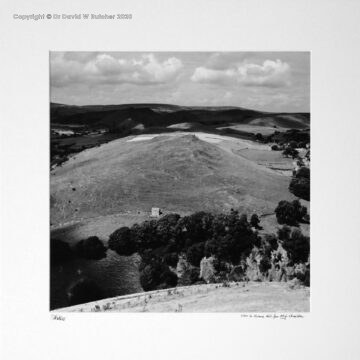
[50,51,310,312]
[2,1,360,359]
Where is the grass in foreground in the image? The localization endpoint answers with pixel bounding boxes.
[55,281,310,313]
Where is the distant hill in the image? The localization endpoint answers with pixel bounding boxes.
[50,102,310,131]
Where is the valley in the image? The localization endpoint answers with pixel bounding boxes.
[50,103,310,311]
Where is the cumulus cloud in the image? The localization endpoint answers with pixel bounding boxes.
[191,59,290,88]
[51,52,183,88]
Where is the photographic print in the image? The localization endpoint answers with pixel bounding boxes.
[50,51,310,312]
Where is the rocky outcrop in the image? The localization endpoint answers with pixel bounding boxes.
[245,249,265,281]
[199,256,216,283]
[176,255,199,286]
[268,245,289,282]
[176,243,309,287]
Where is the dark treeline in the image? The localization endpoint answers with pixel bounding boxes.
[51,201,310,307]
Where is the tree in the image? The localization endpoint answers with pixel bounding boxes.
[289,177,310,201]
[163,252,179,267]
[108,227,137,256]
[283,147,299,159]
[298,141,307,149]
[239,213,248,226]
[75,236,107,260]
[271,144,279,151]
[139,259,177,291]
[282,228,310,264]
[277,225,291,241]
[255,133,264,142]
[179,212,214,246]
[250,213,261,229]
[292,199,308,219]
[139,262,163,291]
[295,167,310,179]
[186,242,205,266]
[275,200,307,226]
[288,140,298,149]
[160,269,178,288]
[264,233,278,251]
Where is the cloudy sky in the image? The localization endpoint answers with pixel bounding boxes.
[50,52,310,112]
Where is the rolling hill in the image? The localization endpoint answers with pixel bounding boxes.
[51,102,310,131]
[50,103,309,310]
[50,132,295,227]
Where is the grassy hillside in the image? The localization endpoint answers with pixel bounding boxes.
[50,133,295,226]
[55,281,310,313]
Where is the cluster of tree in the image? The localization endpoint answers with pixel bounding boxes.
[278,226,310,264]
[289,167,310,201]
[265,129,310,146]
[271,144,281,151]
[282,147,299,159]
[50,236,107,266]
[275,199,309,226]
[108,211,260,291]
[52,206,311,307]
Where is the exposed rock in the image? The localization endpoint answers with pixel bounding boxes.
[199,256,216,283]
[176,255,199,286]
[245,249,264,281]
[268,245,289,282]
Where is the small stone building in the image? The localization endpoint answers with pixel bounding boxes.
[151,207,161,218]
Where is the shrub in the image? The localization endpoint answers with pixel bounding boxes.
[250,213,261,229]
[271,144,279,151]
[67,279,103,306]
[75,236,107,260]
[108,227,137,256]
